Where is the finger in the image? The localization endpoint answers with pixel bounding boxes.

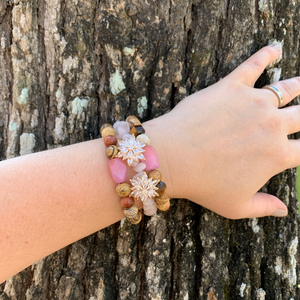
[260,77,300,108]
[281,105,300,134]
[242,192,288,219]
[228,44,282,86]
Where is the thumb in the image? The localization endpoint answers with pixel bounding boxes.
[246,192,288,218]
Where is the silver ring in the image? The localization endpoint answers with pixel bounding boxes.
[262,85,283,108]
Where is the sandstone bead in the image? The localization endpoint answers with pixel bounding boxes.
[137,134,150,145]
[126,115,141,126]
[156,181,167,196]
[102,127,116,139]
[100,123,113,134]
[135,125,145,136]
[106,145,119,159]
[155,193,170,205]
[116,183,131,197]
[157,200,170,211]
[104,135,117,147]
[148,169,161,181]
[120,196,134,208]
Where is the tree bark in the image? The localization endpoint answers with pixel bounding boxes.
[0,0,299,299]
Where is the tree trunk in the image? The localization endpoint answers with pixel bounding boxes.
[0,0,299,299]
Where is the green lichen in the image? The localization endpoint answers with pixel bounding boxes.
[17,88,28,104]
[137,96,147,116]
[110,70,126,95]
[123,47,134,55]
[9,121,17,132]
[72,97,88,114]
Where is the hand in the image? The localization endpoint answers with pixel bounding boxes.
[144,44,299,219]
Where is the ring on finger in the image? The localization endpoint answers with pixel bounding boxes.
[262,85,284,108]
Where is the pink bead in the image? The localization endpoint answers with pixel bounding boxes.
[109,158,127,183]
[133,171,144,180]
[131,160,140,168]
[114,121,130,140]
[143,146,159,171]
[133,163,146,173]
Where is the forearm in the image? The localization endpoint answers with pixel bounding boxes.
[0,117,173,283]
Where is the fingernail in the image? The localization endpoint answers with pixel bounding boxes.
[270,42,282,52]
[272,209,288,217]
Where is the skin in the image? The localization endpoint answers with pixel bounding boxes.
[0,44,298,283]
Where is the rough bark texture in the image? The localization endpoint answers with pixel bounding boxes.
[0,0,299,299]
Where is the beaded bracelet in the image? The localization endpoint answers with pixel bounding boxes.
[100,115,170,224]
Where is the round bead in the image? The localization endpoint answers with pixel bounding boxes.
[130,126,138,137]
[157,200,170,211]
[104,135,117,147]
[155,193,170,205]
[106,145,119,159]
[120,197,134,208]
[102,127,116,139]
[137,134,150,145]
[135,125,145,136]
[148,169,161,181]
[100,123,113,134]
[116,183,131,197]
[124,205,142,224]
[126,115,141,126]
[156,181,166,196]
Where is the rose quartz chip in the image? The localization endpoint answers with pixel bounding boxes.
[143,146,159,171]
[109,158,127,183]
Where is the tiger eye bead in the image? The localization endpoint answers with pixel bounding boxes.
[106,145,119,159]
[104,135,117,147]
[135,125,145,136]
[120,197,134,208]
[100,123,113,134]
[116,183,131,197]
[102,127,116,139]
[126,115,141,126]
[148,169,161,181]
[156,181,167,196]
[130,126,138,137]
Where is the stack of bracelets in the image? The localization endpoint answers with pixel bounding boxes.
[100,115,170,224]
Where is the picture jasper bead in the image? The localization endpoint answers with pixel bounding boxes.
[148,169,161,181]
[123,205,142,224]
[156,181,167,196]
[100,123,113,134]
[135,125,145,136]
[116,183,131,197]
[126,115,141,126]
[157,200,170,211]
[104,135,117,147]
[120,197,134,208]
[102,127,116,139]
[155,193,170,205]
[106,145,119,159]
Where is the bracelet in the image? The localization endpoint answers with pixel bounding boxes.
[100,115,170,224]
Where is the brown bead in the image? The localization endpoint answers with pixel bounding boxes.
[120,197,134,208]
[156,181,166,196]
[104,135,117,147]
[157,200,170,211]
[123,205,143,224]
[155,193,170,205]
[148,169,161,181]
[106,145,118,159]
[116,183,131,197]
[100,123,113,134]
[102,127,116,139]
[135,125,145,136]
[126,115,141,126]
[130,126,138,137]
[128,121,135,130]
